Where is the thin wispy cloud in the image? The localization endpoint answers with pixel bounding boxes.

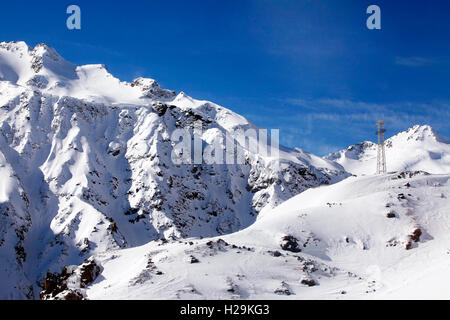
[395,56,434,67]
[271,98,450,155]
[283,97,391,114]
[283,98,320,111]
[247,97,450,153]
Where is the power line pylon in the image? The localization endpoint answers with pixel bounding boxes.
[376,120,387,174]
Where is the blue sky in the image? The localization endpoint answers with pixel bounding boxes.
[1,0,449,155]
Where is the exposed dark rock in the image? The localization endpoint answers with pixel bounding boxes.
[300,279,316,287]
[40,259,100,300]
[410,228,422,242]
[190,255,200,264]
[405,228,423,249]
[280,235,301,253]
[405,242,412,250]
[216,239,229,246]
[386,212,396,218]
[40,271,69,300]
[110,221,118,233]
[392,171,429,180]
[152,103,168,116]
[397,193,407,200]
[60,290,84,300]
[272,250,282,257]
[79,260,101,288]
[274,282,292,295]
[111,150,120,157]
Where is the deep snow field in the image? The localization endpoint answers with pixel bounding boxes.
[62,172,450,300]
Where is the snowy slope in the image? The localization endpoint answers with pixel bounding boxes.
[0,149,33,299]
[325,125,450,175]
[0,41,348,299]
[49,171,449,300]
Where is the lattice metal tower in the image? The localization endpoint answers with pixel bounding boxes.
[376,120,387,174]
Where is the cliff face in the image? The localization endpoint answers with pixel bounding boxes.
[0,41,348,299]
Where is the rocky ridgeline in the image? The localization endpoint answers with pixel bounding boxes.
[0,41,347,299]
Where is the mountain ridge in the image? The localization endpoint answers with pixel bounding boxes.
[1,41,448,300]
[325,124,450,175]
[0,41,347,299]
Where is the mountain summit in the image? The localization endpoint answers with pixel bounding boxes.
[325,125,450,175]
[0,41,175,103]
[0,41,348,299]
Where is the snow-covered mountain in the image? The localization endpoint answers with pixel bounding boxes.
[325,125,450,175]
[0,41,348,299]
[44,171,450,300]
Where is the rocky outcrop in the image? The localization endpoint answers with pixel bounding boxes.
[40,259,100,300]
